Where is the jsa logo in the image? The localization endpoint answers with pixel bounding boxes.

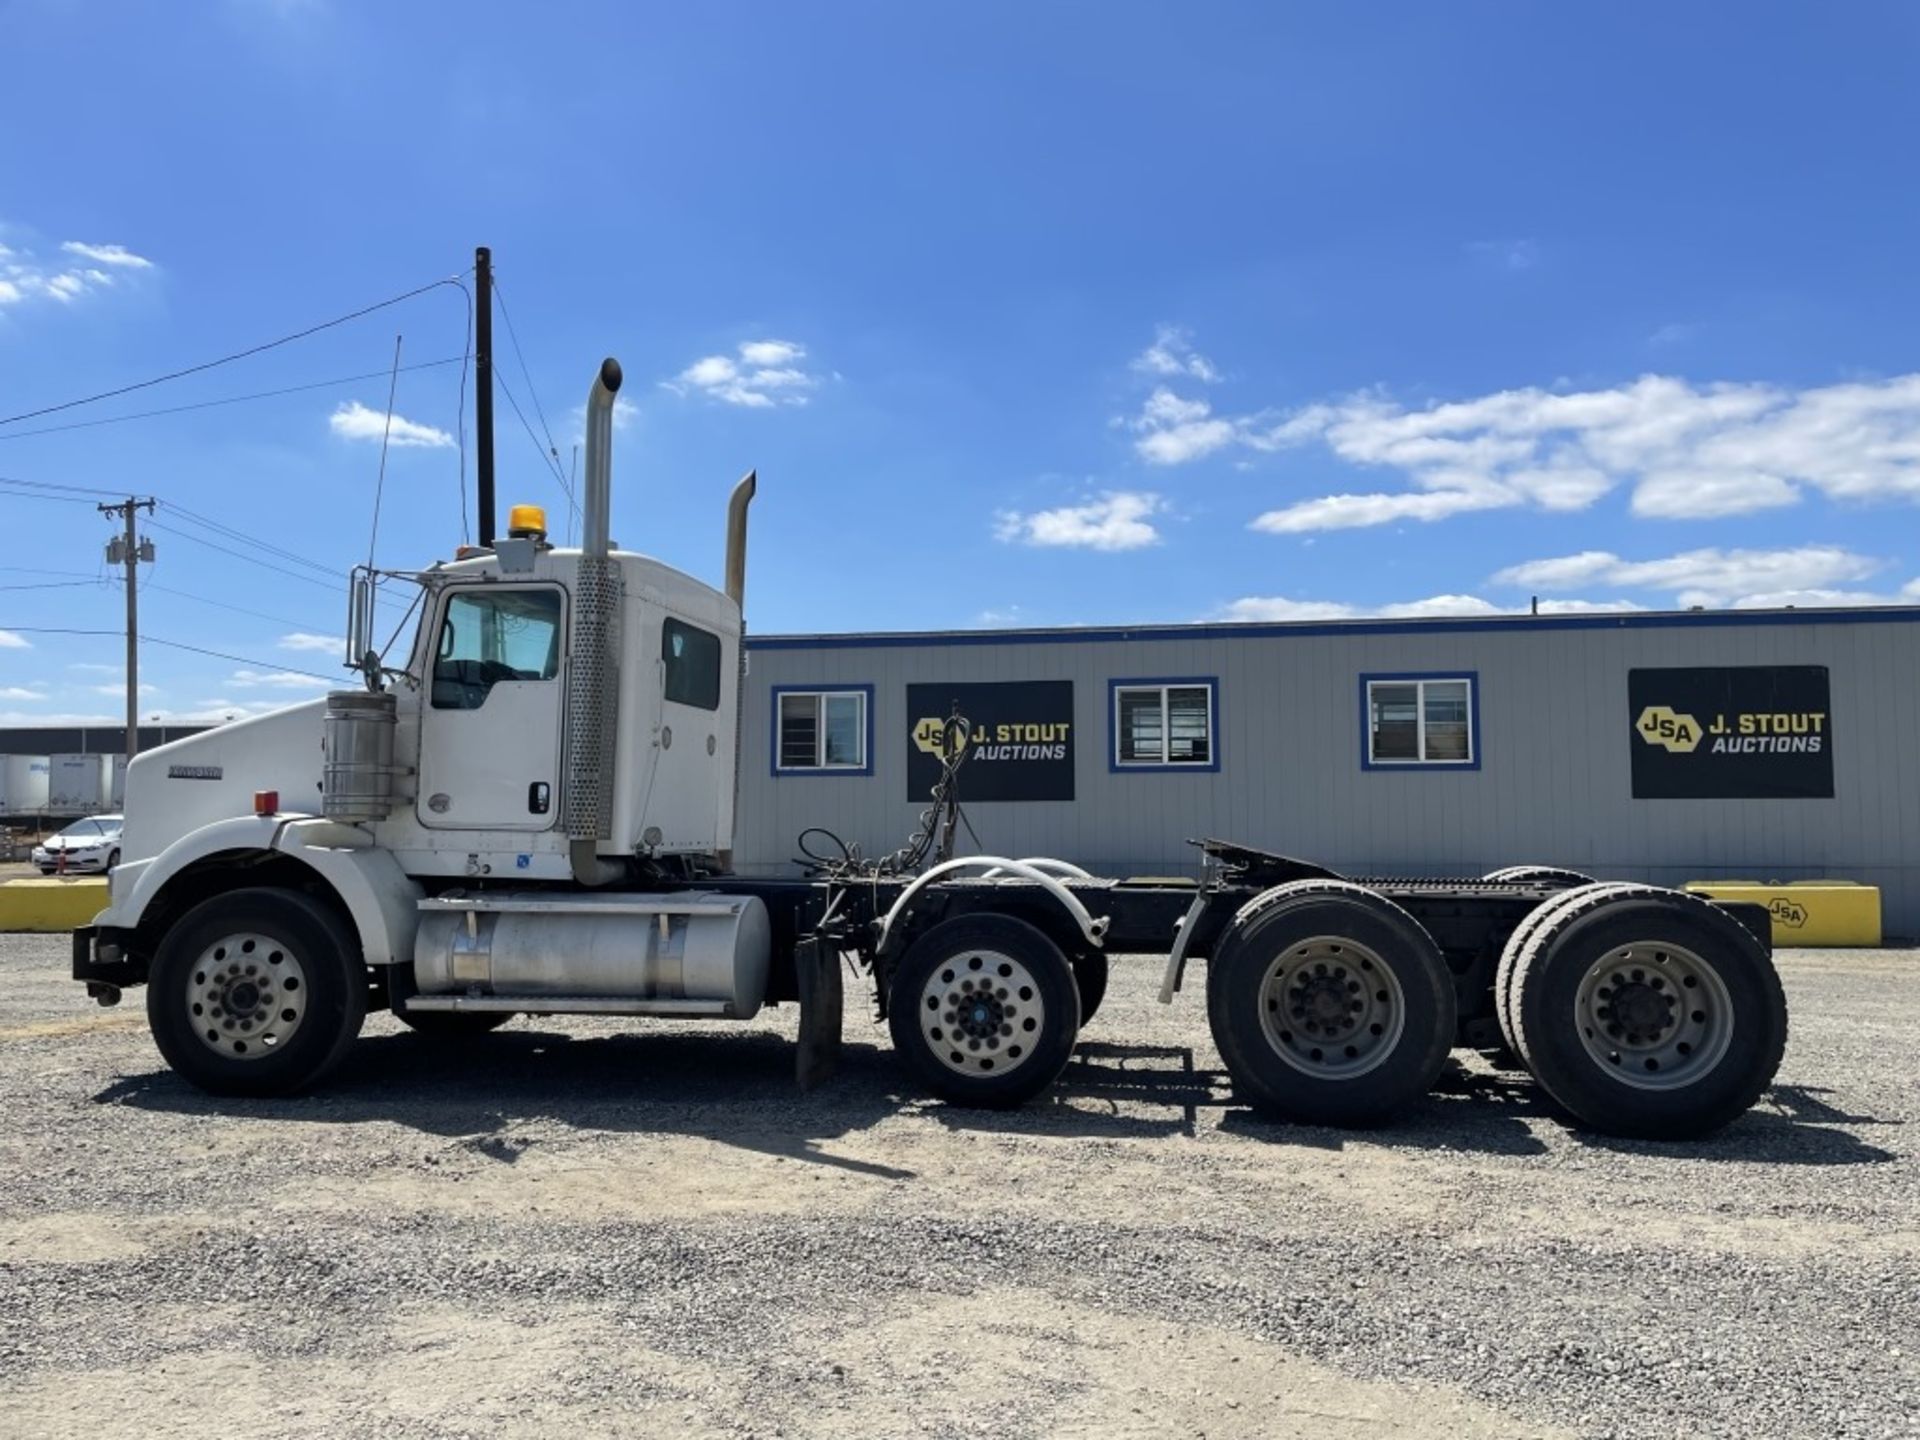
[1635,705,1702,754]
[1768,898,1808,928]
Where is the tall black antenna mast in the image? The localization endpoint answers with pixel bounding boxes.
[474,244,496,547]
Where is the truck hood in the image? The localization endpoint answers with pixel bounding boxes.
[121,699,328,864]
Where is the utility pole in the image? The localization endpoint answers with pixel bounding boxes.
[474,244,496,548]
[99,497,156,761]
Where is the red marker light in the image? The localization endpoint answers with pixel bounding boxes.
[254,790,280,816]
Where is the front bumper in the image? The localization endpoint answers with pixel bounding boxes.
[72,926,145,1001]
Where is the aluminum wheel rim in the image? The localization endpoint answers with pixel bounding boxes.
[919,949,1043,1077]
[1573,941,1734,1090]
[1257,936,1405,1079]
[184,931,309,1060]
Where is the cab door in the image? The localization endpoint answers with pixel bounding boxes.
[416,584,565,831]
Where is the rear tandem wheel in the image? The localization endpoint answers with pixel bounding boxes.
[1206,880,1456,1126]
[1506,885,1789,1139]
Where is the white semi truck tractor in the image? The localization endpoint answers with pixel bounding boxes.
[72,357,1790,1139]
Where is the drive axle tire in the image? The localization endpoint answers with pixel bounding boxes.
[1483,865,1595,888]
[396,1011,514,1039]
[889,914,1081,1108]
[1206,881,1456,1127]
[1509,886,1788,1139]
[1071,951,1109,1028]
[1494,882,1638,1059]
[147,886,366,1097]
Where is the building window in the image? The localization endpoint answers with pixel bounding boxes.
[774,687,872,774]
[1111,679,1218,770]
[1362,674,1478,768]
[661,618,722,711]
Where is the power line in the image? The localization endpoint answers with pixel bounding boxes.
[0,271,471,429]
[144,519,349,593]
[0,627,341,683]
[0,475,131,498]
[159,502,341,579]
[491,275,575,523]
[0,357,463,442]
[0,579,106,592]
[141,581,334,637]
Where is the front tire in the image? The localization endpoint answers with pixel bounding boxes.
[1207,881,1456,1126]
[888,914,1081,1108]
[147,886,367,1097]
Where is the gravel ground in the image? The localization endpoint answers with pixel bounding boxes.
[0,934,1915,1440]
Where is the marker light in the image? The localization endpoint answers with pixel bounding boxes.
[507,504,548,539]
[254,790,280,816]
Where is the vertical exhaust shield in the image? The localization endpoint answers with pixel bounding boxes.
[565,359,625,882]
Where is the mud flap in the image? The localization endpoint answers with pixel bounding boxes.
[794,935,844,1091]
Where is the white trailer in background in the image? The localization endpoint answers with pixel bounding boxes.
[0,755,51,817]
[50,754,113,816]
[111,755,128,810]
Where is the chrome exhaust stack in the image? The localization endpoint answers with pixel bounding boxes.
[565,358,626,886]
[724,469,755,611]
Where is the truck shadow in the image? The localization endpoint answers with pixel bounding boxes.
[92,1027,1897,1170]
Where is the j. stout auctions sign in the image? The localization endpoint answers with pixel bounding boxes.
[907,681,1074,802]
[1630,666,1833,799]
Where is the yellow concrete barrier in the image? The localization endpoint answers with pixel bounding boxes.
[1685,880,1882,947]
[0,877,109,933]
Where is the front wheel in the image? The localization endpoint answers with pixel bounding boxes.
[888,914,1081,1108]
[147,886,366,1096]
[1207,881,1456,1126]
[106,848,120,871]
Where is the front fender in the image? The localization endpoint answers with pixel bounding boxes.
[96,814,423,967]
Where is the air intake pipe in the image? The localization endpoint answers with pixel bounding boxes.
[565,358,627,886]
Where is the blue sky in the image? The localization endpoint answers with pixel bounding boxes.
[3,1,1919,723]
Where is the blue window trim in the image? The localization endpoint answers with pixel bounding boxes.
[1108,676,1222,774]
[1359,671,1481,772]
[770,683,875,777]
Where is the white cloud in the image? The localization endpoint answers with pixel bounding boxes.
[278,632,340,653]
[738,339,804,367]
[329,400,454,449]
[228,669,333,690]
[1492,545,1892,608]
[1226,372,1920,531]
[1130,388,1238,465]
[0,235,154,307]
[1131,327,1219,383]
[995,491,1166,552]
[86,683,159,697]
[60,241,153,269]
[665,339,820,408]
[1218,593,1641,623]
[0,629,30,649]
[0,685,46,700]
[1648,322,1698,348]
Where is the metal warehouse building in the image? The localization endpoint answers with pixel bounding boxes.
[733,606,1920,935]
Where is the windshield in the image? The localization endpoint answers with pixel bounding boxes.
[57,819,109,840]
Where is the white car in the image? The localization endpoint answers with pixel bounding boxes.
[33,815,123,875]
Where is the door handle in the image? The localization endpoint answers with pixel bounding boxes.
[528,781,551,815]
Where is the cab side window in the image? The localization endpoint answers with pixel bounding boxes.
[431,588,563,710]
[662,618,722,710]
